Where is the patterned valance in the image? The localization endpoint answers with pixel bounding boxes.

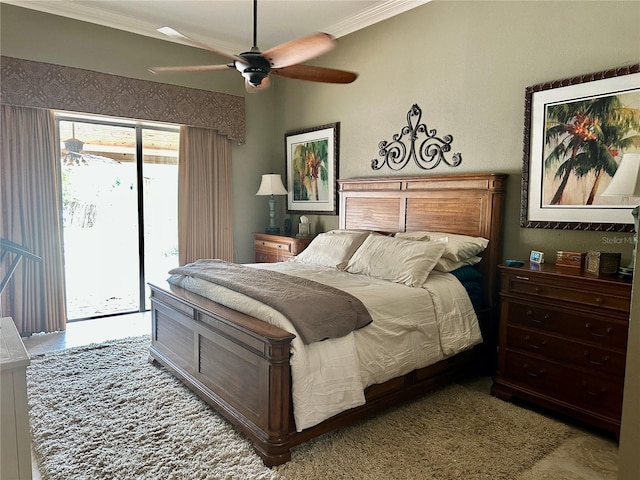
[0,56,245,143]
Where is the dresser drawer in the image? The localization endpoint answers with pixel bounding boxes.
[252,233,312,264]
[254,239,293,254]
[507,301,627,350]
[506,325,626,378]
[254,251,278,263]
[504,351,624,417]
[504,273,629,313]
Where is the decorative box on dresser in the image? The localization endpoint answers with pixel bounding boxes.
[253,233,313,263]
[491,263,631,438]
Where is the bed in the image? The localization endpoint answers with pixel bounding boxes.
[148,173,507,466]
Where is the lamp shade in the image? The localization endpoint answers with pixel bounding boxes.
[602,153,640,197]
[256,174,287,196]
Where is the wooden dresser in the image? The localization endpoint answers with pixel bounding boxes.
[491,263,631,437]
[253,233,313,263]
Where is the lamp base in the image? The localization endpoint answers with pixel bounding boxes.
[265,226,280,235]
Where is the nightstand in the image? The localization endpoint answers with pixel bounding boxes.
[253,233,313,263]
[491,263,631,437]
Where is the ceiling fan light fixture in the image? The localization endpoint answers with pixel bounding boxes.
[234,59,250,73]
[243,70,268,87]
[234,53,271,86]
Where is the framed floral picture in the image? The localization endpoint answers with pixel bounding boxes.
[521,64,640,231]
[285,122,339,215]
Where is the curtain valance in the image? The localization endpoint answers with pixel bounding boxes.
[0,56,245,143]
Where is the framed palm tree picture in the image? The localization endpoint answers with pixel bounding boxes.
[521,64,640,231]
[285,122,339,215]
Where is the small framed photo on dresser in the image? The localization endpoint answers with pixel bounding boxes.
[530,250,545,264]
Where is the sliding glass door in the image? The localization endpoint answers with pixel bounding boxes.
[58,115,179,320]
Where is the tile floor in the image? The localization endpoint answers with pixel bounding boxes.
[22,313,619,479]
[22,312,151,356]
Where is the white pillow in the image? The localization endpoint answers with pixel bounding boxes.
[434,255,482,272]
[293,231,369,269]
[395,231,489,262]
[345,234,446,287]
[393,231,430,241]
[428,232,489,261]
[324,229,373,235]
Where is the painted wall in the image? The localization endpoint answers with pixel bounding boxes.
[276,0,640,266]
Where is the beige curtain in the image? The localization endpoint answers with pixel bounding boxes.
[178,125,234,265]
[0,105,66,335]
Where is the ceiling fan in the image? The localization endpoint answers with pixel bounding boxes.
[149,0,358,92]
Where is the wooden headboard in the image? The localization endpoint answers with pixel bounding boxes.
[338,173,507,308]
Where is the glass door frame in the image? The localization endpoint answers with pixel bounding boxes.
[56,112,179,320]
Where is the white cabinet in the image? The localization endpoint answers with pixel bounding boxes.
[1,317,32,480]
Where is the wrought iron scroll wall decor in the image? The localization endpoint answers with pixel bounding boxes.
[371,104,461,171]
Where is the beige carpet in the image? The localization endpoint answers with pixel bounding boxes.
[27,336,574,479]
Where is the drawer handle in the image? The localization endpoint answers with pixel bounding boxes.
[583,351,609,366]
[534,287,542,293]
[523,363,545,377]
[585,323,613,337]
[581,381,607,397]
[595,297,603,304]
[277,245,283,249]
[524,335,547,350]
[526,310,550,323]
[515,276,529,281]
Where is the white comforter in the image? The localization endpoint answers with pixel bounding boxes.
[167,261,482,431]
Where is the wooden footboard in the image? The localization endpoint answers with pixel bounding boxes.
[149,281,489,466]
[148,282,296,465]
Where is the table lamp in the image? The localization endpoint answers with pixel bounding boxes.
[256,174,288,234]
[602,153,640,278]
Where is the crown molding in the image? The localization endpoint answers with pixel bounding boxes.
[326,0,430,38]
[3,0,430,53]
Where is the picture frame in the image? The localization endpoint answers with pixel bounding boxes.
[285,122,339,215]
[529,250,545,264]
[520,64,640,232]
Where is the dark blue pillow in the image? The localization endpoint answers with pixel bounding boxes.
[449,265,483,283]
[450,266,484,309]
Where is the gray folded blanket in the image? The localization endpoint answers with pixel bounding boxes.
[168,259,372,344]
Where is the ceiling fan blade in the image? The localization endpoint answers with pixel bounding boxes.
[262,32,336,68]
[157,26,243,63]
[272,65,358,84]
[245,76,271,93]
[149,64,232,74]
